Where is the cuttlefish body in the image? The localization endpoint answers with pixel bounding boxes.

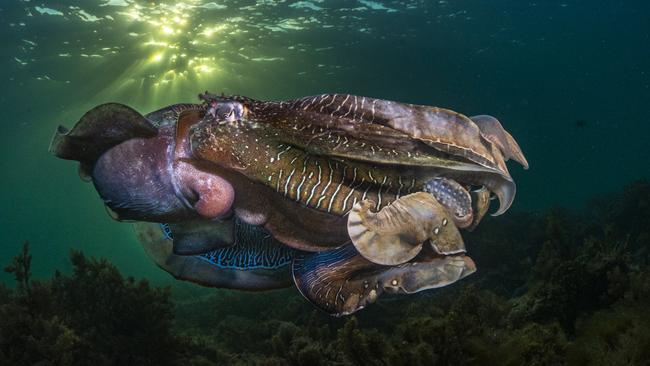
[50,92,527,316]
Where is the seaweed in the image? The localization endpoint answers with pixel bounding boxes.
[0,245,180,366]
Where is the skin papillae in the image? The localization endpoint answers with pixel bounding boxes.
[49,92,528,316]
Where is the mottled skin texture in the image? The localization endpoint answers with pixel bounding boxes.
[49,92,528,316]
[424,177,474,228]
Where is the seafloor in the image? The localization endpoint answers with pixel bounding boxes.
[2,180,649,365]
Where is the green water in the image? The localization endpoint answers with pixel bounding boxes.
[0,0,648,285]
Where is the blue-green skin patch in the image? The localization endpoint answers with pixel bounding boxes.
[160,223,173,240]
[159,220,294,270]
[136,220,294,290]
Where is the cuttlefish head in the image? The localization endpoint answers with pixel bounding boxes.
[49,103,235,223]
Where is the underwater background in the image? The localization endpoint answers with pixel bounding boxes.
[1,0,650,365]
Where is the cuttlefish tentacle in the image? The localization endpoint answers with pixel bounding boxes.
[292,244,476,316]
[347,192,465,265]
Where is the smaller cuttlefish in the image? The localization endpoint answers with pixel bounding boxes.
[49,91,527,316]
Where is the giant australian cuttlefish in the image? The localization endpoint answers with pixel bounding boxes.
[50,92,528,316]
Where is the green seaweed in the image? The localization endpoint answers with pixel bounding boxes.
[0,245,180,366]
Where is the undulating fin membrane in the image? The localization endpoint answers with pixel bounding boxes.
[264,117,494,174]
[49,103,158,176]
[293,244,476,316]
[347,192,465,266]
[277,95,505,176]
[250,95,505,177]
[377,105,502,174]
[292,125,498,175]
[470,115,529,169]
[169,219,234,255]
[134,219,294,291]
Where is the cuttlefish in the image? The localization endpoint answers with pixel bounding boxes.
[50,92,527,315]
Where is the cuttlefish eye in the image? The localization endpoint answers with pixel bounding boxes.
[210,101,244,122]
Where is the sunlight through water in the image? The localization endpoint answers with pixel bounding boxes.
[8,0,432,105]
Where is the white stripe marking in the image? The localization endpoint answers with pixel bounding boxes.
[316,161,335,208]
[284,168,296,197]
[306,163,322,205]
[327,166,346,213]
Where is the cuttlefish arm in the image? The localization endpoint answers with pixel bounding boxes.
[347,192,465,266]
[174,110,235,220]
[293,244,476,316]
[468,187,491,231]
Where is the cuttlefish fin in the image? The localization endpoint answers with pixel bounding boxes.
[471,115,529,170]
[347,192,465,266]
[293,244,477,316]
[296,95,503,175]
[49,103,158,176]
[168,218,234,255]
